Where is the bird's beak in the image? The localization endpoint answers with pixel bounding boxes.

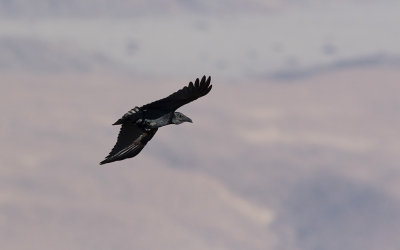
[183,115,193,123]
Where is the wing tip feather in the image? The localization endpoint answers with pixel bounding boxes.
[99,159,109,165]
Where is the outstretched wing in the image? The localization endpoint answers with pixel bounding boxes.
[100,122,157,165]
[112,106,143,125]
[141,75,212,113]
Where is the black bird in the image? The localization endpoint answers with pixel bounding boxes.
[100,76,212,165]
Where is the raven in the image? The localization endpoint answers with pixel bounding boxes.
[100,76,212,165]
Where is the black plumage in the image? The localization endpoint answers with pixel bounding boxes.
[100,76,212,165]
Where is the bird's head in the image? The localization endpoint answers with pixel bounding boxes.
[172,112,193,124]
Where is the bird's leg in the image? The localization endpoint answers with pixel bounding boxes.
[133,106,146,126]
[134,106,151,128]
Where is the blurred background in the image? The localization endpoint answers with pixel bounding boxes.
[1,0,400,249]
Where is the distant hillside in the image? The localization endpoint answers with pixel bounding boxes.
[0,0,277,18]
[0,37,115,72]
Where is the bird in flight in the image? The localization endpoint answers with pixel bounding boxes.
[100,76,212,165]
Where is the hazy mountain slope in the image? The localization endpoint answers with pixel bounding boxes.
[0,0,279,17]
[0,163,276,250]
[1,67,400,250]
[1,4,400,79]
[0,73,277,250]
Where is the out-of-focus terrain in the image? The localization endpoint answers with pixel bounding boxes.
[1,1,400,249]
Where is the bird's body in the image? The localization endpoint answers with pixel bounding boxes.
[100,76,212,165]
[117,107,174,128]
[141,113,172,128]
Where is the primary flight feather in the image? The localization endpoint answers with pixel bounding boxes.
[100,75,212,165]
